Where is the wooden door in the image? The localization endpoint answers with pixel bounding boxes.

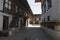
[3,16,9,30]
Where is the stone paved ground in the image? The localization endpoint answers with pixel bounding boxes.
[0,27,57,40]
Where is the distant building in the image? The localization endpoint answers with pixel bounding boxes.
[26,14,41,27]
[31,14,41,24]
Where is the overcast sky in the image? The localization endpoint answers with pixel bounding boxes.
[27,0,42,14]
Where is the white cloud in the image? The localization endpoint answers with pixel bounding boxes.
[27,0,42,14]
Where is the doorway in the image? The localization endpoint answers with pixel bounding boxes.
[3,16,9,30]
[20,19,23,28]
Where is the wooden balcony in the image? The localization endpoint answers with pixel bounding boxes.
[1,0,33,16]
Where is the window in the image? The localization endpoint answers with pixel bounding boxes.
[16,6,17,12]
[47,0,52,9]
[9,5,11,9]
[46,0,48,11]
[5,0,8,8]
[36,17,39,21]
[0,0,3,10]
[44,4,46,13]
[5,0,8,2]
[5,3,8,8]
[8,1,11,9]
[5,0,11,9]
[42,0,52,14]
[42,7,44,14]
[9,1,11,4]
[44,18,45,22]
[47,16,50,21]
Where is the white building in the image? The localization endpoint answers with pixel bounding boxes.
[41,0,59,22]
[0,0,11,29]
[41,0,60,39]
[0,0,22,36]
[0,0,32,36]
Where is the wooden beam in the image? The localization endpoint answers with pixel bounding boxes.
[35,0,41,2]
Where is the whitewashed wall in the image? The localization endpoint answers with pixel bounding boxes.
[0,15,3,31]
[0,12,12,31]
[0,0,3,10]
[59,0,60,20]
[42,0,59,22]
[9,16,13,26]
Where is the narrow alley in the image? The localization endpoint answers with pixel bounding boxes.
[0,0,59,40]
[0,27,57,40]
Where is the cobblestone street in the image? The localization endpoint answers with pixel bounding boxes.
[0,27,57,40]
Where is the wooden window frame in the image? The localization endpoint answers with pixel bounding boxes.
[5,0,11,9]
[47,16,50,21]
[44,4,46,13]
[47,0,52,9]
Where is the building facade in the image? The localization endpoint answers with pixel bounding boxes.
[41,0,60,39]
[41,0,59,22]
[26,14,41,27]
[0,0,13,34]
[0,0,32,36]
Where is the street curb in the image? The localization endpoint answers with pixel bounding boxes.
[41,26,57,40]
